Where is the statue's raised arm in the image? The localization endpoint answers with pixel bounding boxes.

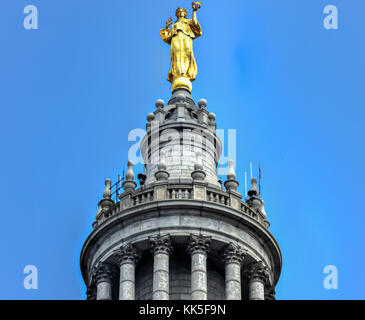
[190,2,202,39]
[192,1,201,18]
[159,2,202,92]
[160,17,173,44]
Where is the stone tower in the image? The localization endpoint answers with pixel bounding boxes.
[80,4,281,301]
[80,89,282,300]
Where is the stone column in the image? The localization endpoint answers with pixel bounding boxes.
[222,243,247,300]
[94,262,116,300]
[244,261,270,300]
[187,234,211,300]
[114,243,140,300]
[150,234,172,300]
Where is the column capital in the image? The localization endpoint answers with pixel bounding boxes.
[187,234,211,255]
[86,286,97,300]
[150,234,172,255]
[244,261,270,284]
[222,243,247,266]
[114,243,141,265]
[264,285,276,300]
[93,262,117,285]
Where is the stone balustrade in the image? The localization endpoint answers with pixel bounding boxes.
[94,181,267,228]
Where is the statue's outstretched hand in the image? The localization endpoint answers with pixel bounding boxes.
[192,1,201,11]
[165,17,173,30]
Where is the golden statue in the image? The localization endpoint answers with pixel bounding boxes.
[160,1,202,92]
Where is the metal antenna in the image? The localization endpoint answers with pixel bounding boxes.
[115,174,119,200]
[250,162,253,180]
[244,171,247,199]
[117,173,121,197]
[259,163,262,196]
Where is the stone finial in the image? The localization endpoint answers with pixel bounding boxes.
[194,152,203,171]
[191,152,206,181]
[208,112,216,122]
[155,99,165,109]
[198,99,208,109]
[227,159,236,180]
[146,113,156,133]
[122,160,137,191]
[224,159,239,191]
[98,179,114,215]
[146,113,155,122]
[246,177,268,222]
[158,151,167,171]
[207,112,217,131]
[126,160,134,180]
[248,177,258,197]
[197,99,209,125]
[155,151,169,181]
[103,179,112,199]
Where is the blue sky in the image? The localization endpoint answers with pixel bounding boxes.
[0,0,364,299]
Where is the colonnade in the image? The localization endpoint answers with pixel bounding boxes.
[91,234,273,300]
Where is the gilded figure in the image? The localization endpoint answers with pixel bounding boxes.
[160,1,202,92]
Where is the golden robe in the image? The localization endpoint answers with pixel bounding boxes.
[160,18,202,84]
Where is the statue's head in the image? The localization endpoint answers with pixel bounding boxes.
[176,7,187,19]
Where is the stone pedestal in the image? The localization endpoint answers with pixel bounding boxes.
[154,182,168,200]
[192,181,207,200]
[119,190,134,210]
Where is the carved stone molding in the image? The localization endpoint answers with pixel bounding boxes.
[86,286,97,300]
[187,234,211,255]
[222,243,247,266]
[264,285,276,300]
[244,261,271,284]
[92,262,117,285]
[113,243,141,265]
[150,234,172,255]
